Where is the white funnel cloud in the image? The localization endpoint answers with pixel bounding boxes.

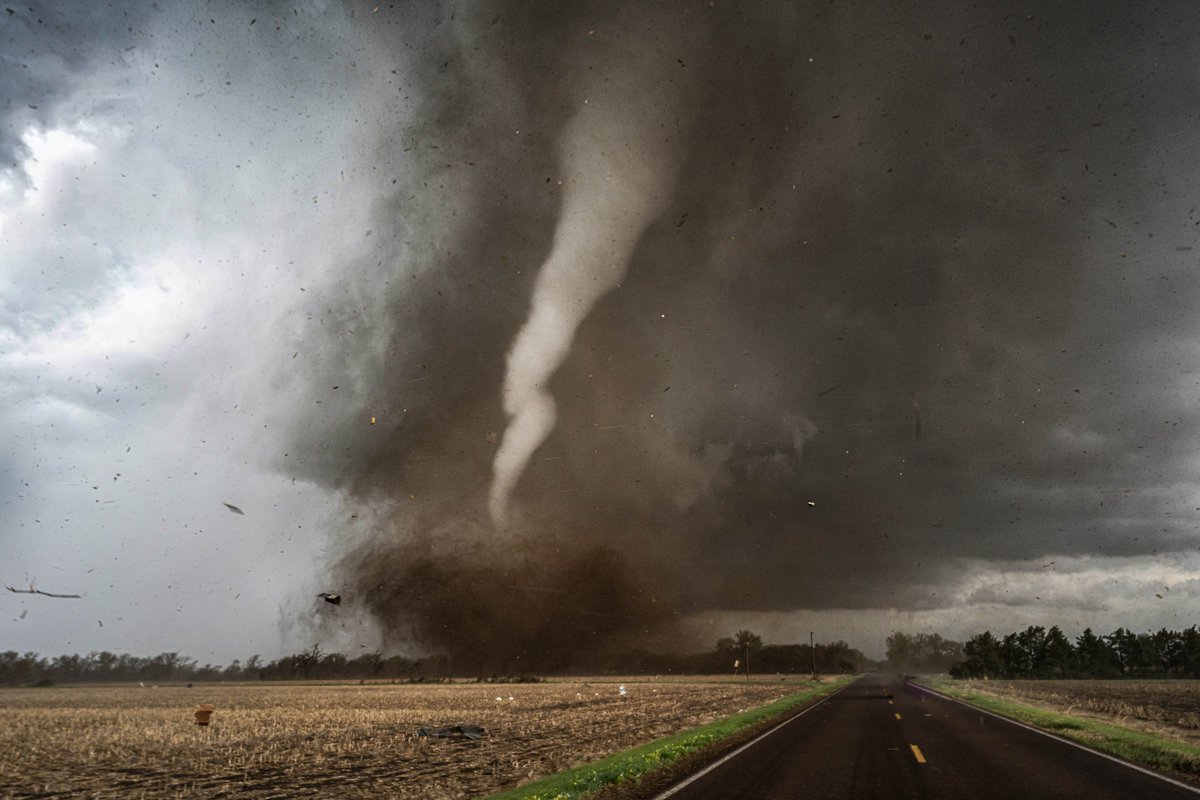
[490,94,679,527]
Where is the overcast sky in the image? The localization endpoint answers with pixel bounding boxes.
[3,1,1200,667]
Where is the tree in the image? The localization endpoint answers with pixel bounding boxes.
[886,632,913,670]
[0,651,33,686]
[734,630,763,652]
[998,633,1023,677]
[715,631,762,675]
[822,640,862,673]
[89,651,119,681]
[142,652,194,682]
[1042,626,1073,677]
[915,633,964,673]
[886,632,963,672]
[318,652,347,679]
[244,654,263,680]
[955,631,1002,678]
[294,643,324,680]
[51,654,84,682]
[1074,628,1115,678]
[1015,626,1047,676]
[1181,626,1200,678]
[1106,628,1138,674]
[348,650,385,678]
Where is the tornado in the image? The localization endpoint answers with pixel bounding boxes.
[489,56,686,528]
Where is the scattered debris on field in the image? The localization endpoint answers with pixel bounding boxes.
[415,724,486,740]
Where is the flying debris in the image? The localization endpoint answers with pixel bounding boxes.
[318,592,342,605]
[194,704,215,726]
[222,502,245,515]
[6,583,81,599]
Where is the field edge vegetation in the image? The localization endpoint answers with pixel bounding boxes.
[917,677,1200,783]
[486,675,856,800]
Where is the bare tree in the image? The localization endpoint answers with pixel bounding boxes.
[294,643,324,680]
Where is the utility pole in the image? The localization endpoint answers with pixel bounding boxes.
[744,642,751,685]
[810,631,816,679]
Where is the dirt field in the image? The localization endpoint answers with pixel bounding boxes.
[949,679,1200,744]
[0,676,824,798]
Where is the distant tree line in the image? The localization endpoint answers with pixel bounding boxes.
[0,631,869,686]
[600,630,871,675]
[951,626,1200,679]
[16,627,1200,685]
[0,645,450,686]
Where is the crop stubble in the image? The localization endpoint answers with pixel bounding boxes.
[1,677,809,798]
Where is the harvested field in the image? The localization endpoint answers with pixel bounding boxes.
[949,680,1200,744]
[0,676,832,798]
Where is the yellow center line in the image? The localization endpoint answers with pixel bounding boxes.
[894,713,902,720]
[910,744,927,764]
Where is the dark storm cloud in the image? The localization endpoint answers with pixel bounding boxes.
[266,2,1200,662]
[0,3,156,168]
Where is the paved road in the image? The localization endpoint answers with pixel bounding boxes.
[655,674,1199,799]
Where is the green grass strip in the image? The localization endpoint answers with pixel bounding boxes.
[919,677,1200,779]
[486,676,856,800]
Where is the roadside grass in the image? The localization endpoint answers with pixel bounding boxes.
[919,677,1200,781]
[486,676,856,800]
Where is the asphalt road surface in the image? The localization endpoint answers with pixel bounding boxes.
[654,674,1199,799]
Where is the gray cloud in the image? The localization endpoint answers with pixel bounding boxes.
[0,3,158,168]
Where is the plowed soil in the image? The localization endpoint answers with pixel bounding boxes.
[0,677,813,798]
